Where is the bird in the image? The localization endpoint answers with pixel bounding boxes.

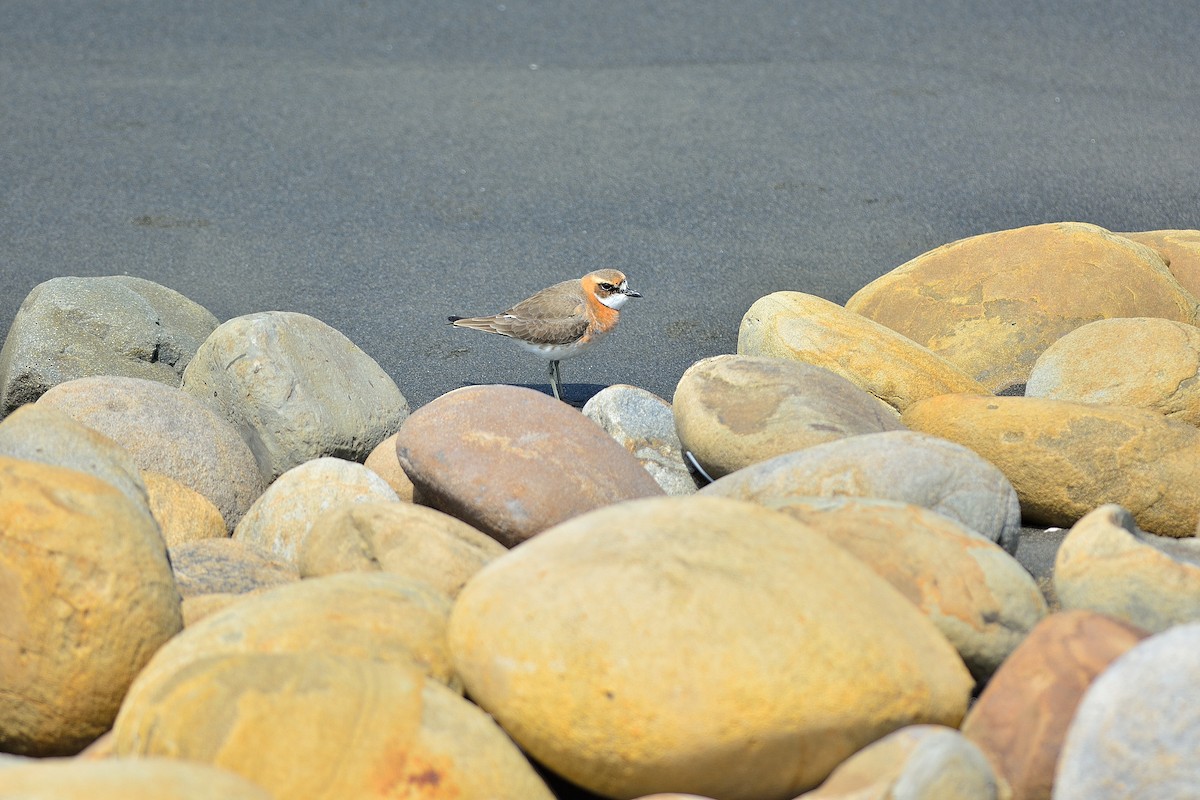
[448,268,642,402]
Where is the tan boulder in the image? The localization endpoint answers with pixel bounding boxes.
[902,393,1200,536]
[845,222,1198,391]
[738,291,989,412]
[962,610,1147,800]
[233,456,399,564]
[1054,504,1200,632]
[449,496,972,800]
[0,457,182,756]
[169,537,298,598]
[0,757,273,799]
[143,470,226,546]
[1119,229,1200,298]
[769,497,1047,683]
[298,501,505,598]
[363,431,415,501]
[673,354,904,479]
[1026,317,1200,425]
[112,652,554,800]
[180,590,269,626]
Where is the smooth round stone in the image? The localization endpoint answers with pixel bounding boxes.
[0,757,273,799]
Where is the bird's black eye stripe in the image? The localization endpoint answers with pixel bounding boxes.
[598,282,616,291]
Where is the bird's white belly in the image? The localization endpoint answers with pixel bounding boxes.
[514,332,606,360]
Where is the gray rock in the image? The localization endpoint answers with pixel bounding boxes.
[582,384,700,495]
[1054,622,1200,799]
[0,276,219,417]
[699,430,1022,554]
[37,376,265,531]
[181,311,409,481]
[169,538,299,598]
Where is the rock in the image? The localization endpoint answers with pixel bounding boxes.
[769,497,1047,683]
[0,403,152,516]
[125,572,459,693]
[845,222,1198,392]
[181,311,410,481]
[363,431,415,501]
[1053,504,1200,632]
[1119,229,1200,298]
[0,275,219,417]
[0,457,182,756]
[797,725,1004,799]
[902,393,1200,537]
[0,758,273,799]
[232,456,399,564]
[168,538,298,598]
[674,354,904,480]
[738,291,990,412]
[143,471,226,546]
[962,610,1148,800]
[1054,622,1200,798]
[449,496,972,800]
[1026,317,1200,425]
[396,385,664,547]
[699,430,1022,553]
[37,375,265,530]
[583,384,700,495]
[112,652,555,800]
[298,501,506,598]
[180,591,268,627]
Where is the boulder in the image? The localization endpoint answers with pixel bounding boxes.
[0,275,219,417]
[0,457,182,756]
[143,471,226,546]
[583,384,700,495]
[396,385,663,547]
[363,431,415,501]
[673,354,903,479]
[902,393,1200,536]
[845,222,1198,391]
[738,291,989,412]
[449,496,972,799]
[0,757,273,799]
[168,537,298,598]
[699,430,1022,553]
[181,311,409,481]
[1119,229,1200,298]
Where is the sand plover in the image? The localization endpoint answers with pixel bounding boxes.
[449,269,642,401]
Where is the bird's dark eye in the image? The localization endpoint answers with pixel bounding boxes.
[599,282,616,291]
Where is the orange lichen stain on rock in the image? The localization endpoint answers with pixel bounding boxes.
[371,748,459,799]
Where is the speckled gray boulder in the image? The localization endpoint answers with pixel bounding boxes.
[0,276,219,417]
[700,430,1022,554]
[181,311,409,481]
[582,384,700,495]
[1054,623,1200,798]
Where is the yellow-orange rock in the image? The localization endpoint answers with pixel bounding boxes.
[0,758,272,799]
[846,222,1198,391]
[1119,229,1200,298]
[364,431,415,501]
[738,291,989,412]
[143,470,226,546]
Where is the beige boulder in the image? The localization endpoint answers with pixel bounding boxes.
[143,470,226,546]
[738,291,989,411]
[298,501,505,597]
[0,457,182,756]
[845,222,1198,391]
[0,757,273,799]
[902,393,1200,536]
[449,496,972,800]
[1119,229,1200,298]
[673,354,904,479]
[169,537,298,598]
[363,431,415,501]
[112,652,554,800]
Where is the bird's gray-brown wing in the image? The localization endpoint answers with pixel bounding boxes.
[450,280,589,346]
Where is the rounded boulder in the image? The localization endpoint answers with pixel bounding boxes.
[0,757,273,799]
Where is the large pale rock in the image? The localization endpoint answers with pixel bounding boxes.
[169,537,298,598]
[37,375,265,530]
[0,758,273,799]
[125,572,459,693]
[363,431,415,501]
[143,471,226,546]
[1026,317,1200,425]
[962,610,1148,800]
[181,311,410,481]
[0,457,182,756]
[232,457,399,564]
[770,497,1046,683]
[845,222,1199,392]
[699,430,1022,553]
[738,291,989,412]
[1119,229,1200,298]
[797,725,1004,800]
[298,501,506,598]
[902,393,1200,537]
[674,355,904,479]
[1054,623,1200,798]
[396,385,664,547]
[583,384,700,495]
[1053,504,1200,632]
[0,275,219,417]
[112,652,555,800]
[449,496,972,800]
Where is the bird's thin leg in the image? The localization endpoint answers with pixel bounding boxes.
[548,360,562,401]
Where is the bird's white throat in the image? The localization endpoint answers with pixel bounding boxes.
[599,290,632,310]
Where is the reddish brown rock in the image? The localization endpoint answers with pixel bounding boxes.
[396,385,664,546]
[961,610,1148,800]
